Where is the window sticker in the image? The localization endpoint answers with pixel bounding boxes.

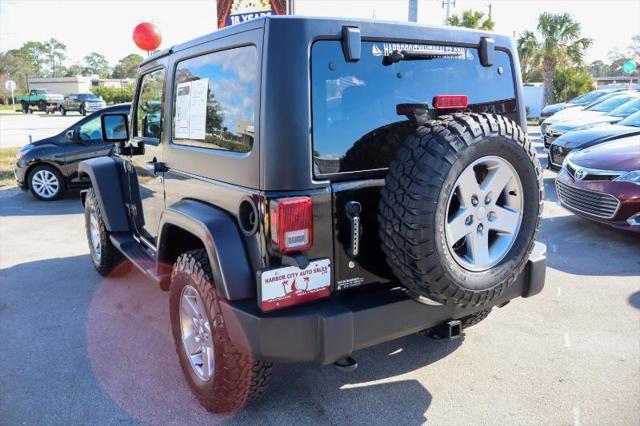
[175,78,209,140]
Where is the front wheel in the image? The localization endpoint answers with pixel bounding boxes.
[29,165,66,201]
[80,104,86,116]
[170,249,272,413]
[84,188,123,275]
[38,100,46,111]
[21,101,28,113]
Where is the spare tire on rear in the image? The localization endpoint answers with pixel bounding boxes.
[379,113,542,306]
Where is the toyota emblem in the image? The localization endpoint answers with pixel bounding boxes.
[574,168,586,180]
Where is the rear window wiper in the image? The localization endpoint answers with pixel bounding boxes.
[383,49,463,65]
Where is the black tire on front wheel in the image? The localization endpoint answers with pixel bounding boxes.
[84,188,123,275]
[80,104,86,116]
[379,113,543,307]
[21,101,28,113]
[170,249,272,413]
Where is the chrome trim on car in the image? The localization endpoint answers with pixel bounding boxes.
[556,179,621,219]
[565,159,626,179]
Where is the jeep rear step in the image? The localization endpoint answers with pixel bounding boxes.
[221,242,546,365]
[109,234,168,285]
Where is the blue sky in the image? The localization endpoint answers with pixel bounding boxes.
[1,0,638,65]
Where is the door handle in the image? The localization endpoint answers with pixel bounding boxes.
[144,160,165,174]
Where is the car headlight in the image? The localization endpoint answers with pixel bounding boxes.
[614,170,640,185]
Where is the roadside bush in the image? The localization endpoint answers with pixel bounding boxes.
[552,68,594,103]
[90,85,134,105]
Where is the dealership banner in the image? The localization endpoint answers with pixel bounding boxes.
[217,0,291,28]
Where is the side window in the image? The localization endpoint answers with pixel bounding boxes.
[172,45,257,153]
[135,69,165,140]
[78,116,103,143]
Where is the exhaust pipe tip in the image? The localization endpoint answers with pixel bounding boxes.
[333,356,358,372]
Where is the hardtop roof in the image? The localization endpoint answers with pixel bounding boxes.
[141,15,511,67]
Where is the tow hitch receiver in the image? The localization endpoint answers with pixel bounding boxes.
[428,320,463,340]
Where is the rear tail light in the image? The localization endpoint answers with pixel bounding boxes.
[433,95,468,110]
[270,197,313,253]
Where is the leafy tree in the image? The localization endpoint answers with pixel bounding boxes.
[630,34,640,60]
[0,52,32,96]
[517,30,542,82]
[64,63,86,77]
[84,52,111,78]
[536,12,592,104]
[553,68,593,103]
[588,60,610,77]
[447,10,495,31]
[112,54,143,79]
[6,41,47,76]
[44,38,67,77]
[90,85,134,104]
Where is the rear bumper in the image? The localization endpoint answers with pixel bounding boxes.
[222,242,547,365]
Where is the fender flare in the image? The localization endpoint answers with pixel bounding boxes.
[158,199,254,301]
[78,156,131,232]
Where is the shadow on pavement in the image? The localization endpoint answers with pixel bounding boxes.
[629,291,640,310]
[0,188,83,217]
[540,214,640,276]
[2,254,460,425]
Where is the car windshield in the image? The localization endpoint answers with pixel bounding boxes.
[569,91,607,105]
[586,95,636,112]
[618,110,640,127]
[607,98,640,117]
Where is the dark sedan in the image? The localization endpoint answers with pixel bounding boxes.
[556,135,640,232]
[15,103,131,200]
[548,110,640,170]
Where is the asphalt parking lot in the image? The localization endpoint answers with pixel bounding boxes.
[0,124,639,425]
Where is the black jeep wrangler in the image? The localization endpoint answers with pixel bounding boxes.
[80,16,546,413]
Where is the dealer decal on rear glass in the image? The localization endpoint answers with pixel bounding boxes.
[260,259,331,311]
[371,43,473,60]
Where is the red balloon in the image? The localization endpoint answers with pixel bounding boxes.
[133,22,162,52]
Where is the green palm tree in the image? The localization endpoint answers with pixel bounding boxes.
[517,30,542,82]
[536,12,592,104]
[447,10,495,31]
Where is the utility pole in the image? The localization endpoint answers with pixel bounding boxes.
[487,2,492,19]
[408,0,418,22]
[442,0,456,25]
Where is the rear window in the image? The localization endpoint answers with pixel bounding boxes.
[311,40,517,176]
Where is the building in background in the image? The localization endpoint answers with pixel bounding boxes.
[27,76,133,95]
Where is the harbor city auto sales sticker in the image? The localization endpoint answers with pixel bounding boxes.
[259,259,331,311]
[371,42,474,60]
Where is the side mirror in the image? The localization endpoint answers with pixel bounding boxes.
[100,113,129,143]
[65,129,74,141]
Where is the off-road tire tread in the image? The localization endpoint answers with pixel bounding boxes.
[379,113,543,306]
[460,308,492,329]
[171,249,272,413]
[84,188,122,275]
